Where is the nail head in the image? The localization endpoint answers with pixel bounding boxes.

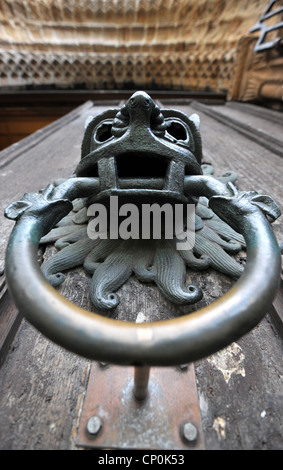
[183,422,198,442]
[86,415,102,435]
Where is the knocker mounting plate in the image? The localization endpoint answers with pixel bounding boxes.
[76,362,204,450]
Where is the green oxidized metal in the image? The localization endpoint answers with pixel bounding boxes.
[4,91,282,366]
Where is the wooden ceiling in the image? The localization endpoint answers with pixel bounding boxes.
[0,0,280,97]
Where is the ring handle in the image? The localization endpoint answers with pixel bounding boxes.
[4,179,281,366]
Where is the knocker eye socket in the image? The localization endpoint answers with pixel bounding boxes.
[94,122,113,143]
[165,120,189,144]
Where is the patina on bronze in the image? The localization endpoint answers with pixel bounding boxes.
[4,91,282,367]
[12,91,249,311]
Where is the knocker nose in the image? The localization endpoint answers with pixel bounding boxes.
[125,91,164,137]
[127,91,153,110]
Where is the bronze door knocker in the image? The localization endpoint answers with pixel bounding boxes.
[4,91,281,367]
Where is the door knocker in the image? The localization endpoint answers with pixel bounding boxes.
[4,91,281,367]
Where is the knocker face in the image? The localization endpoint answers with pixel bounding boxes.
[76,91,203,206]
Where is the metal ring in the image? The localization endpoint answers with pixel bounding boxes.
[5,189,281,367]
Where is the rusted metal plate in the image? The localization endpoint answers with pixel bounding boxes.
[76,362,204,450]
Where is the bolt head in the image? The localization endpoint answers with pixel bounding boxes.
[86,415,102,435]
[182,422,198,442]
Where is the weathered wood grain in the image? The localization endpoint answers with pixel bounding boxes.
[270,278,283,338]
[213,102,283,142]
[195,314,283,450]
[0,100,119,370]
[172,101,283,449]
[0,100,96,267]
[164,101,283,241]
[0,290,22,369]
[190,101,283,159]
[0,320,91,450]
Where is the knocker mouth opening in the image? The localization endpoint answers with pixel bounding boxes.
[115,152,202,182]
[116,152,169,179]
[86,153,201,210]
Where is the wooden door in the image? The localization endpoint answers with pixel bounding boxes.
[0,97,282,450]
